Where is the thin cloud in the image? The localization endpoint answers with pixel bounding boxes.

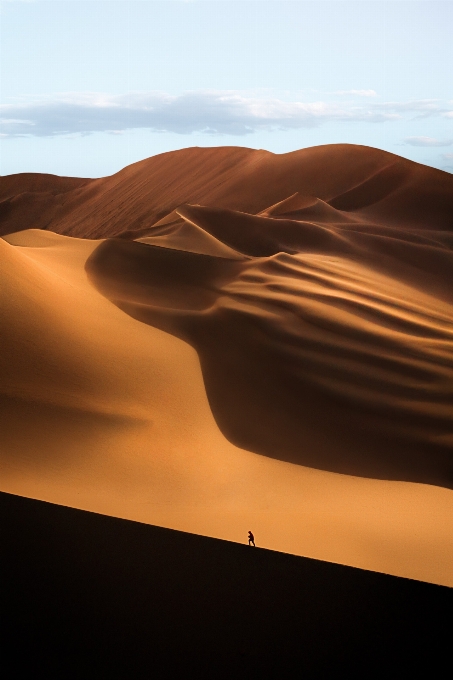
[375,99,447,119]
[0,91,449,139]
[443,153,453,159]
[335,90,377,97]
[405,136,453,147]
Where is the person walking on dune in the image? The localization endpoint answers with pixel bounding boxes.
[248,531,255,547]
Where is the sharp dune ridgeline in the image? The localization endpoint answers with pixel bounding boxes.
[1,144,453,587]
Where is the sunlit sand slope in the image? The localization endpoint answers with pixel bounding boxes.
[1,145,453,587]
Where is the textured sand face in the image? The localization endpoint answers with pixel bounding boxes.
[1,145,453,586]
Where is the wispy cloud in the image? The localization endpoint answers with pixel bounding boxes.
[443,153,453,159]
[0,91,450,138]
[375,99,446,119]
[404,136,453,147]
[335,90,377,97]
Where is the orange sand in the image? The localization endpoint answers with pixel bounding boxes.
[1,144,452,586]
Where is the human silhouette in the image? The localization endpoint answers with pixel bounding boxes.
[248,531,255,547]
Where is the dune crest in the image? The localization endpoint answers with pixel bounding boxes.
[2,144,453,239]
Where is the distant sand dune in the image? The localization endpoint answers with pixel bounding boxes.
[1,145,453,586]
[2,144,452,240]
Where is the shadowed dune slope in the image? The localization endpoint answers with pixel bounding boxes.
[87,238,453,486]
[2,492,450,675]
[0,173,90,236]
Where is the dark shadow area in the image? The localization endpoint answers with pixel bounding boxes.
[1,492,450,676]
[328,162,408,211]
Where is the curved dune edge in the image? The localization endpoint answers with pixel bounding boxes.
[1,229,453,587]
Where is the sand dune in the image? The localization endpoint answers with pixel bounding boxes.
[87,235,453,487]
[1,145,453,586]
[2,143,452,240]
[3,492,450,675]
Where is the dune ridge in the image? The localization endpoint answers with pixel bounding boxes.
[1,145,453,586]
[2,144,452,240]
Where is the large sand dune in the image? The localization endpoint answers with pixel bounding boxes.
[1,144,453,586]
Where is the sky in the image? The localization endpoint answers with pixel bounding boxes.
[1,0,452,178]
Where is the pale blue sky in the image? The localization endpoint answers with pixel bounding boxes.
[1,1,452,177]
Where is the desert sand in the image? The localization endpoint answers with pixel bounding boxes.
[1,144,452,586]
[3,492,450,675]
